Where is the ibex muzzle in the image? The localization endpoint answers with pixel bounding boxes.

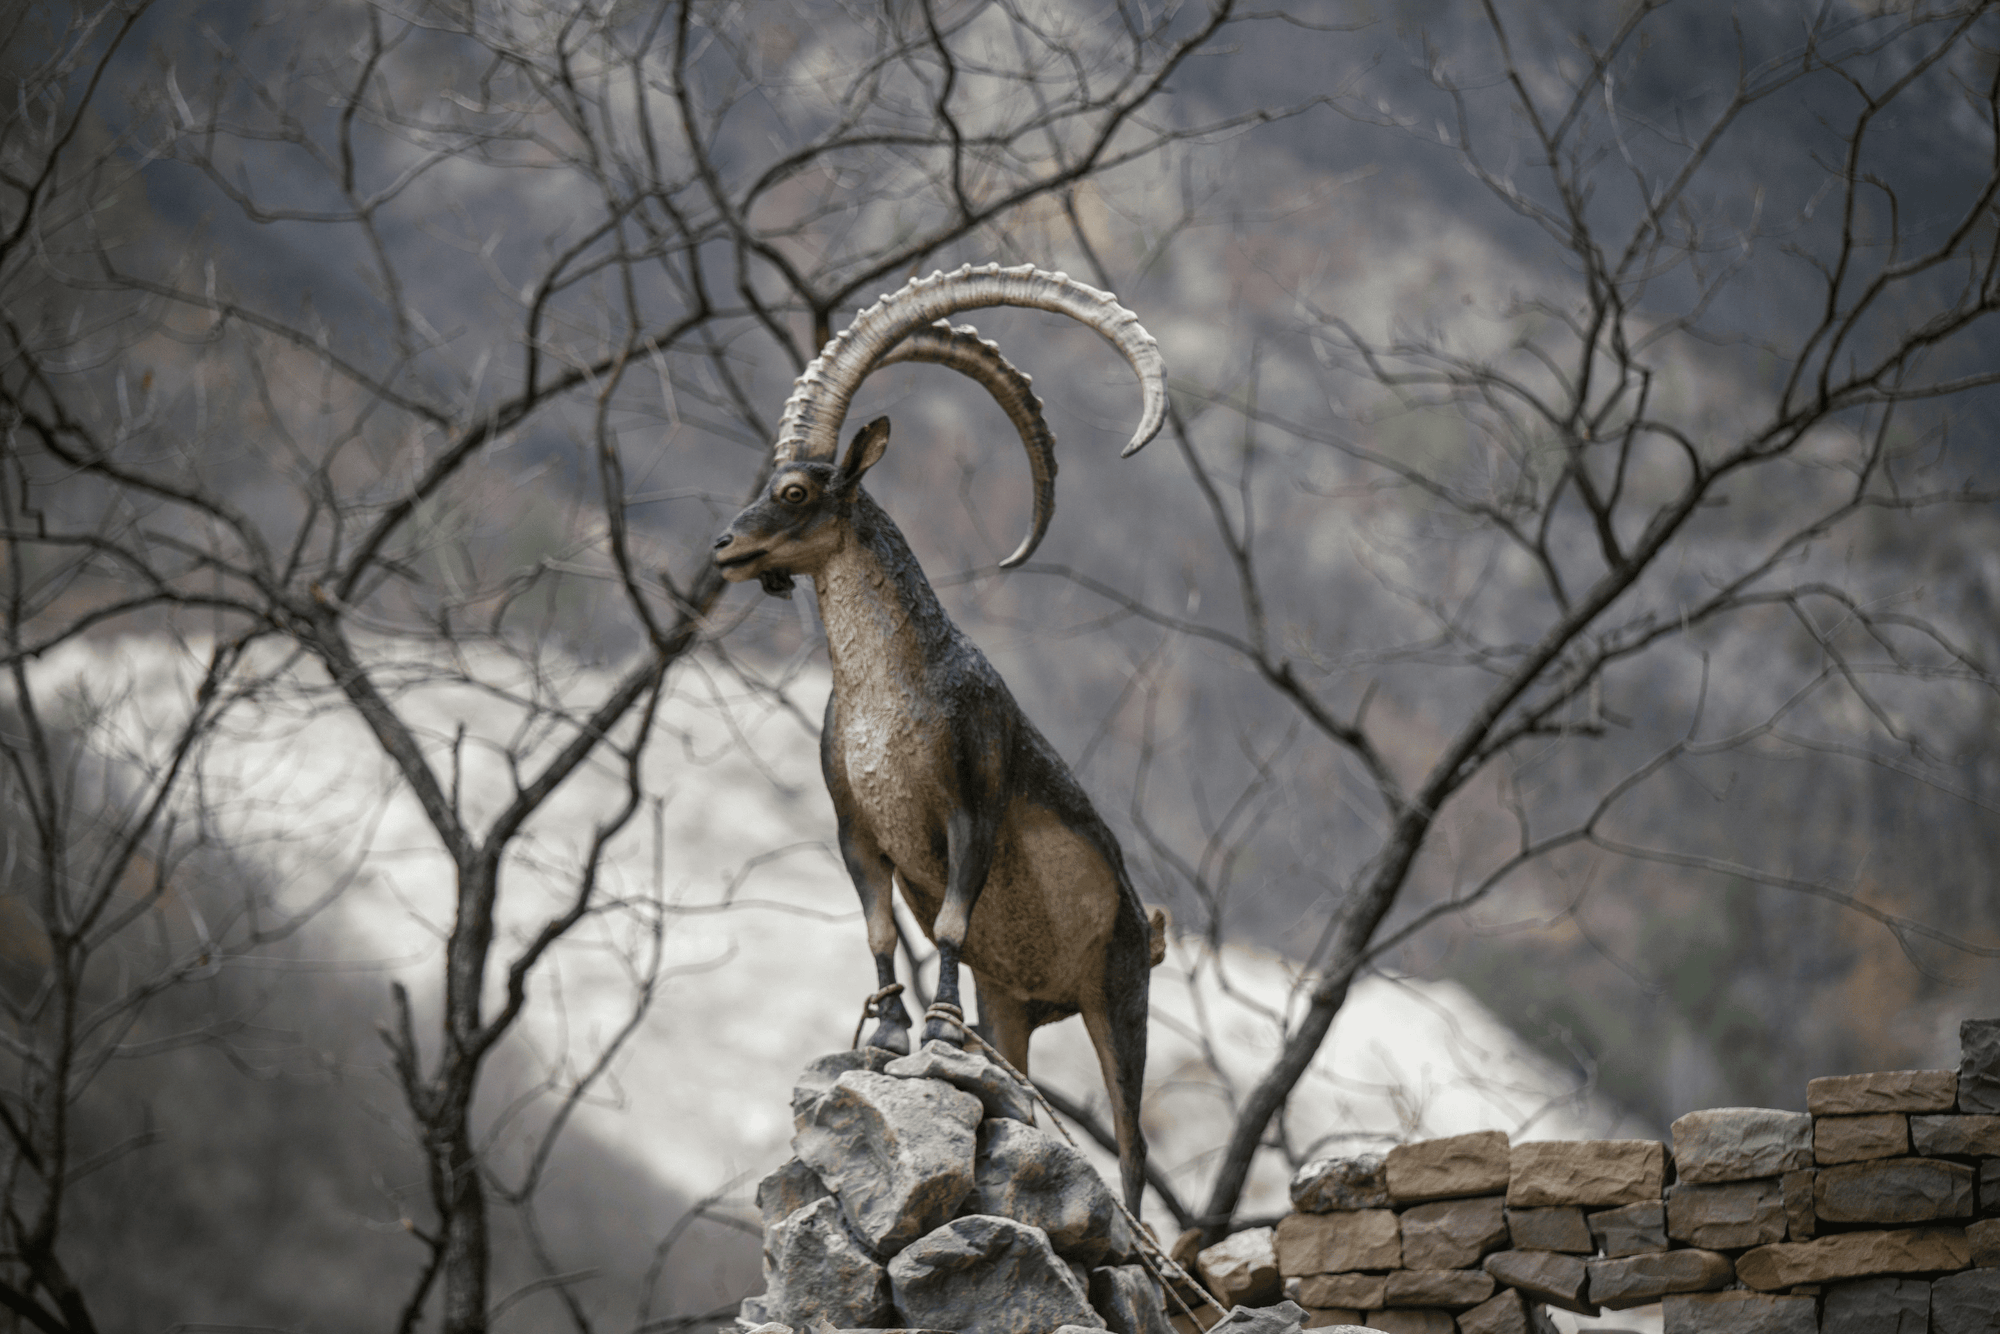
[714,264,1167,1212]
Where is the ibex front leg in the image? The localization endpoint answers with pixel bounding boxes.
[840,826,914,1055]
[925,805,1000,1046]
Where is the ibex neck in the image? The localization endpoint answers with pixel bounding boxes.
[813,491,958,684]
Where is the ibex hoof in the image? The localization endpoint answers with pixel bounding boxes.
[866,1025,912,1056]
[918,1016,965,1048]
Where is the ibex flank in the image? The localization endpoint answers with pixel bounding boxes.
[712,263,1167,1212]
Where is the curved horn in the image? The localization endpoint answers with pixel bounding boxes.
[874,321,1056,568]
[774,262,1166,478]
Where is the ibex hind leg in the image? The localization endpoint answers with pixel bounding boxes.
[1081,923,1152,1214]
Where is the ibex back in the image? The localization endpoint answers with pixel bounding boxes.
[712,264,1167,1212]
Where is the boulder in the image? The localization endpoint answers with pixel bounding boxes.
[966,1118,1131,1263]
[1502,1206,1592,1254]
[1273,1210,1399,1276]
[1913,1113,2000,1157]
[791,1047,900,1125]
[1584,1249,1733,1309]
[1815,1157,1975,1224]
[794,1069,982,1252]
[1959,1019,2000,1116]
[1385,1131,1510,1203]
[760,1196,895,1329]
[1399,1196,1507,1270]
[1507,1140,1663,1208]
[1297,1311,1362,1331]
[1735,1227,1971,1289]
[887,1040,1037,1124]
[1671,1108,1812,1183]
[1819,1276,1931,1334]
[888,1215,1101,1334]
[1665,1178,1787,1249]
[757,1158,831,1231]
[1481,1250,1593,1315]
[1091,1264,1176,1334]
[1660,1291,1816,1334]
[1197,1228,1281,1309]
[1457,1288,1558,1334]
[1813,1113,1908,1163]
[1807,1070,1957,1115]
[1586,1200,1667,1257]
[1208,1300,1309,1334]
[1933,1268,2000,1334]
[1288,1154,1389,1213]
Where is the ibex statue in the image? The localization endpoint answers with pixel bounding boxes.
[712,264,1167,1211]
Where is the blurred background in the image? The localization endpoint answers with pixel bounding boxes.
[5,0,1999,1329]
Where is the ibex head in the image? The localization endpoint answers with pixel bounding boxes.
[712,263,1166,595]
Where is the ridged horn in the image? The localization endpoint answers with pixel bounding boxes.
[774,264,1166,563]
[873,321,1056,568]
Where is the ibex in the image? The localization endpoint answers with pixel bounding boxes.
[712,263,1166,1211]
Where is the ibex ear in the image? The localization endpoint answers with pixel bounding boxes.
[837,417,890,489]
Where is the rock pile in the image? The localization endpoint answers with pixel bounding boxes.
[1261,1018,2000,1333]
[737,1042,1184,1334]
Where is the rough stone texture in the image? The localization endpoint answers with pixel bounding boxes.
[1586,1201,1667,1257]
[1481,1250,1593,1315]
[1506,1140,1663,1208]
[1362,1312,1451,1334]
[1820,1276,1931,1334]
[1584,1249,1733,1309]
[1665,1178,1788,1249]
[968,1119,1131,1263]
[1291,1154,1391,1214]
[1399,1196,1508,1270]
[1808,1070,1959,1115]
[1916,1113,2000,1157]
[1985,1159,2000,1215]
[794,1069,982,1252]
[1814,1113,1909,1163]
[757,1157,831,1232]
[1933,1268,2000,1334]
[1502,1207,1591,1254]
[735,1294,773,1331]
[1382,1269,1494,1309]
[889,1215,1101,1334]
[1275,1212,1401,1276]
[1457,1289,1557,1334]
[791,1047,900,1125]
[1092,1264,1176,1334]
[1780,1170,1814,1241]
[1295,1275,1384,1311]
[1960,1019,2000,1116]
[1300,1312,1364,1331]
[1970,1216,2000,1266]
[760,1197,895,1329]
[1199,1228,1282,1309]
[1735,1226,1972,1289]
[1211,1300,1309,1334]
[1660,1291,1816,1334]
[1385,1131,1511,1203]
[1815,1156,1975,1224]
[1671,1108,1813,1183]
[887,1041,1037,1123]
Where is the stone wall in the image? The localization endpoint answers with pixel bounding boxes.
[1258,1017,2000,1334]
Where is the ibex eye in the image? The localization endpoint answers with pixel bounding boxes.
[779,483,809,504]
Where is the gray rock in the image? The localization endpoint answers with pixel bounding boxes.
[1197,1227,1281,1308]
[1502,1206,1592,1253]
[1660,1291,1816,1334]
[1294,1274,1383,1310]
[1971,1216,2000,1266]
[757,1158,831,1232]
[1915,1114,2000,1157]
[1960,1019,2000,1116]
[1813,1112,1908,1163]
[1481,1250,1593,1315]
[1807,1070,1957,1115]
[1665,1178,1788,1249]
[1398,1195,1507,1270]
[1671,1108,1813,1183]
[1274,1210,1400,1275]
[1933,1269,2000,1334]
[966,1118,1132,1264]
[1363,1311,1453,1334]
[1297,1315,1363,1332]
[887,1040,1037,1124]
[1781,1169,1815,1240]
[1585,1249,1733,1309]
[1289,1154,1390,1213]
[1089,1264,1174,1334]
[1821,1276,1930,1334]
[888,1215,1101,1334]
[1382,1269,1495,1309]
[735,1294,774,1333]
[1385,1131,1510,1203]
[761,1197,895,1329]
[794,1069,982,1253]
[1506,1140,1664,1208]
[1815,1156,1975,1224]
[792,1047,901,1126]
[1457,1288,1558,1334]
[1587,1200,1667,1257]
[1985,1158,2000,1215]
[1210,1300,1308,1334]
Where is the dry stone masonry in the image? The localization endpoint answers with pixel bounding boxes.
[1258,1018,2000,1333]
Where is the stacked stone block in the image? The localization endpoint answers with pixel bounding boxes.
[1259,1017,2000,1333]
